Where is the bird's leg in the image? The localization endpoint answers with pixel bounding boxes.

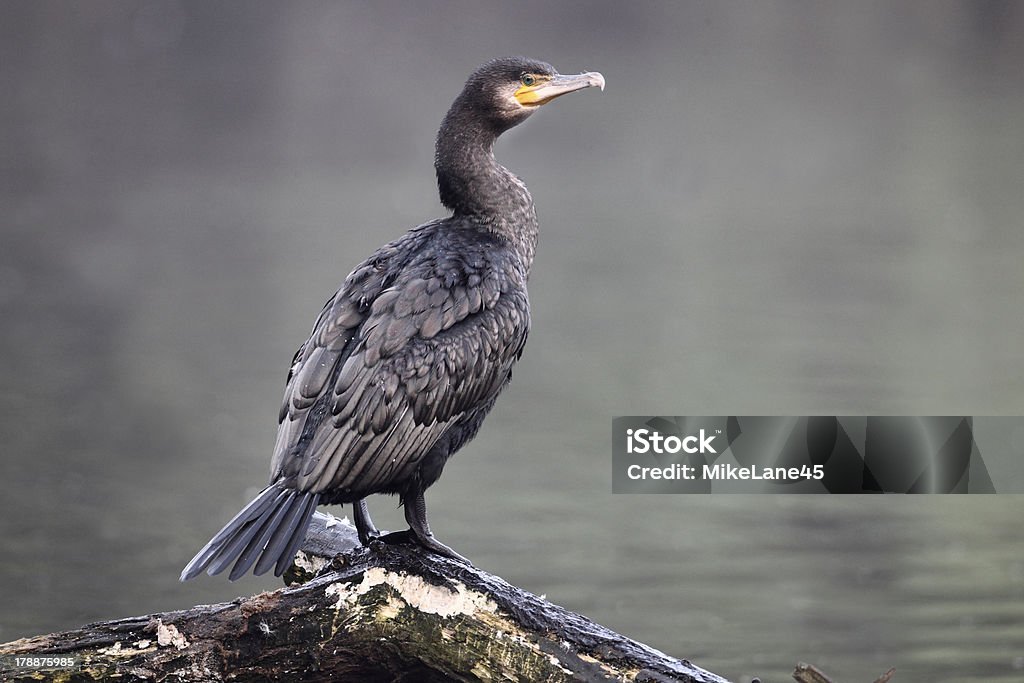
[374,489,468,563]
[352,499,383,546]
[402,487,469,563]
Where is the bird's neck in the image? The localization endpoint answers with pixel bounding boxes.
[435,108,538,269]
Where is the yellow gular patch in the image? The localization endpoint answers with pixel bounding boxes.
[514,78,550,106]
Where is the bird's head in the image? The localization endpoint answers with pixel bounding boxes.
[456,56,605,134]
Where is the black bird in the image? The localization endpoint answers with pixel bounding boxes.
[181,57,604,581]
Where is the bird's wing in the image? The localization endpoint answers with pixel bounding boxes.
[268,230,421,480]
[271,239,529,496]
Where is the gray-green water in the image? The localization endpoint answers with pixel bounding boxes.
[2,3,1023,681]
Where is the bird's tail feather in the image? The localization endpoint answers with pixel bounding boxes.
[180,484,320,581]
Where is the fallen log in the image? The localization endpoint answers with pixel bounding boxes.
[791,662,896,683]
[0,512,730,682]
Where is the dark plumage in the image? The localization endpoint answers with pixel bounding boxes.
[181,57,604,581]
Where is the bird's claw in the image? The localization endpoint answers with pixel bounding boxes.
[374,529,469,563]
[357,527,386,546]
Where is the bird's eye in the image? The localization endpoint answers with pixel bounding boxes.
[520,74,536,87]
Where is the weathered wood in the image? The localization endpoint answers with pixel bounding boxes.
[0,512,730,682]
[791,662,896,683]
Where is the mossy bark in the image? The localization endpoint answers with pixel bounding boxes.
[0,513,729,683]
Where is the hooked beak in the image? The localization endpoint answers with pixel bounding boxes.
[514,71,606,107]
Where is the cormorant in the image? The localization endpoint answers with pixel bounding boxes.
[181,57,604,581]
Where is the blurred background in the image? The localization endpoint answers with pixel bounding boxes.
[2,2,1023,681]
